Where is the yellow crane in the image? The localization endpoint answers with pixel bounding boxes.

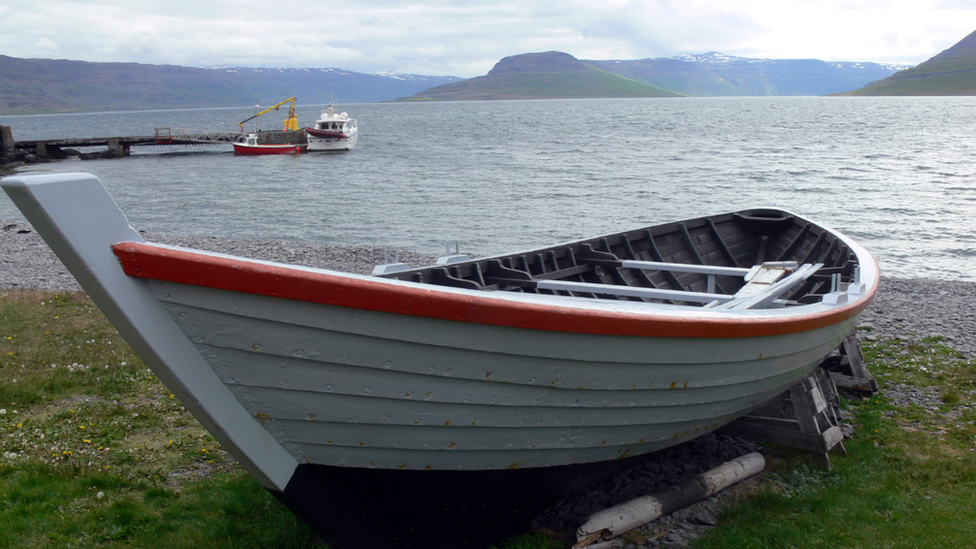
[238,97,299,132]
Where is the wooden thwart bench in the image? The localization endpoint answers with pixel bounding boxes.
[536,260,822,310]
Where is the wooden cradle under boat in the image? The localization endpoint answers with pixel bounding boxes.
[1,172,878,549]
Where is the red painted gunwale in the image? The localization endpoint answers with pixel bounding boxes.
[112,242,877,339]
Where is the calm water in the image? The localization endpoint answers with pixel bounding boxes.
[3,97,976,281]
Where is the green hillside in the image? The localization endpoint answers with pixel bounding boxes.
[594,54,909,97]
[399,52,680,101]
[845,29,976,95]
[0,55,462,115]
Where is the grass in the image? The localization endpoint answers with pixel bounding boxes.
[689,330,976,549]
[0,289,322,548]
[0,289,562,549]
[4,289,976,548]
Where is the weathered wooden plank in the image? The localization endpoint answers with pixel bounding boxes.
[574,452,765,547]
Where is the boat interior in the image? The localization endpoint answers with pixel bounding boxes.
[378,209,861,309]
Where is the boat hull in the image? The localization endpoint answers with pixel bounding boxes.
[1,172,878,549]
[305,128,357,151]
[233,143,303,155]
[140,274,849,548]
[143,276,847,470]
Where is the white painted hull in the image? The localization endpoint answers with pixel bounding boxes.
[153,278,851,470]
[306,130,357,151]
[1,172,878,549]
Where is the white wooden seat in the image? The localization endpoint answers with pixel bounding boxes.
[537,261,823,309]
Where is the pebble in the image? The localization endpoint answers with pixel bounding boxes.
[0,220,437,288]
[4,219,974,548]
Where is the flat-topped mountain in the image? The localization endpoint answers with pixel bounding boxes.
[400,52,680,101]
[845,29,976,95]
[487,51,593,75]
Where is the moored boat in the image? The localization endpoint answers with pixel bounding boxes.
[305,105,358,151]
[233,132,303,155]
[1,173,878,549]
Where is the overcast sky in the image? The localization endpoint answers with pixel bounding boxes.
[2,1,973,77]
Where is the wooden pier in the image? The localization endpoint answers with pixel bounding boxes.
[1,125,308,166]
[10,128,243,158]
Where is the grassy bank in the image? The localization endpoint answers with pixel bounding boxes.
[3,289,975,548]
[0,290,560,549]
[0,290,319,548]
[688,333,976,549]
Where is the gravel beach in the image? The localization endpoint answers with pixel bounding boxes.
[5,219,971,354]
[3,218,974,547]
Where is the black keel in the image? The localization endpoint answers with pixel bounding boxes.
[274,457,649,549]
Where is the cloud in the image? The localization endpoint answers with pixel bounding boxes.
[34,37,59,53]
[2,0,975,75]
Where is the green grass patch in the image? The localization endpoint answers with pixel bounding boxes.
[0,290,324,548]
[7,289,976,548]
[0,289,564,549]
[0,461,316,548]
[692,335,976,549]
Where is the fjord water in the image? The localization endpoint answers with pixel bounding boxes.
[2,97,975,281]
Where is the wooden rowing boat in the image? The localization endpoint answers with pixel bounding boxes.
[1,172,878,549]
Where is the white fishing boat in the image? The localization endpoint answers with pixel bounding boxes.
[1,172,878,549]
[232,133,303,155]
[304,105,358,151]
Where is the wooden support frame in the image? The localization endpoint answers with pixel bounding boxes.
[723,332,878,468]
[722,366,845,467]
[821,332,879,394]
[722,330,874,467]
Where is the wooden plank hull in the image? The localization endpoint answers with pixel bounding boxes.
[150,279,848,469]
[1,172,878,549]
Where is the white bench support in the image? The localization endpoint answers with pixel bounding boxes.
[536,279,733,304]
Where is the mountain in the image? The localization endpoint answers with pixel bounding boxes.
[592,53,911,96]
[844,29,976,95]
[401,51,911,101]
[0,47,927,114]
[0,55,462,114]
[398,52,680,101]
